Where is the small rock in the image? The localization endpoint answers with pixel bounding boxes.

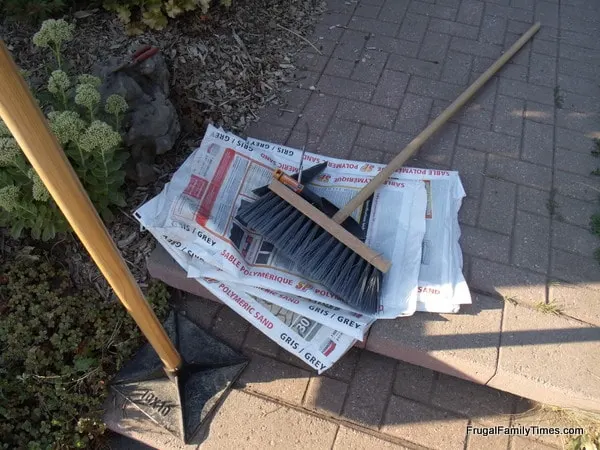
[95,52,180,185]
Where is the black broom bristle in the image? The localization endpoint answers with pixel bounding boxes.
[237,192,382,314]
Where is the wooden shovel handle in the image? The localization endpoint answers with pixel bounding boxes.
[332,22,541,223]
[0,41,182,373]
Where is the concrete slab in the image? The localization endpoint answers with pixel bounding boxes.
[488,303,600,412]
[366,294,504,384]
[550,282,600,327]
[469,257,547,306]
[147,246,600,412]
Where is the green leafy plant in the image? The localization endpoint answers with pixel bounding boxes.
[103,0,232,34]
[1,0,67,24]
[0,19,130,241]
[0,249,170,448]
[554,85,564,109]
[592,209,600,266]
[568,433,599,450]
[592,139,600,158]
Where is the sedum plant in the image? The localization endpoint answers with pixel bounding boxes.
[103,0,233,34]
[32,18,75,69]
[0,250,170,448]
[0,19,129,241]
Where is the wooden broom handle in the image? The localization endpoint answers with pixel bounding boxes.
[332,22,541,223]
[0,41,182,373]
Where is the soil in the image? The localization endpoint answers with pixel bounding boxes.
[0,0,324,293]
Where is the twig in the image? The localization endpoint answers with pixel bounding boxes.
[276,24,323,55]
[219,93,252,108]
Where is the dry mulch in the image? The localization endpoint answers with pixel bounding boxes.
[0,0,325,294]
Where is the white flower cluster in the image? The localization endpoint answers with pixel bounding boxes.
[105,94,128,116]
[0,138,20,167]
[78,74,102,88]
[32,19,74,49]
[47,70,70,94]
[48,110,86,145]
[78,120,121,154]
[0,185,20,212]
[75,83,101,110]
[28,169,50,202]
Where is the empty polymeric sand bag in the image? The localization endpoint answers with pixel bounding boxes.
[246,138,472,313]
[135,125,428,319]
[149,235,359,373]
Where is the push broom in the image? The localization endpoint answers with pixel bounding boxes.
[239,22,541,314]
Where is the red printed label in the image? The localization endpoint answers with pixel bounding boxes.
[196,148,235,226]
[183,175,208,199]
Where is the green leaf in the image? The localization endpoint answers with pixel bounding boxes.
[84,176,100,187]
[91,167,106,179]
[108,191,127,207]
[74,167,87,179]
[125,21,146,35]
[41,224,56,241]
[30,224,41,240]
[73,357,96,373]
[100,207,114,222]
[113,170,126,184]
[10,222,24,239]
[106,159,123,172]
[34,211,45,229]
[141,7,168,30]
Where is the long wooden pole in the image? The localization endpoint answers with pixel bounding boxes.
[332,22,541,223]
[0,42,182,373]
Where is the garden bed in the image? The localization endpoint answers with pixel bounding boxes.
[0,1,324,446]
[0,0,324,292]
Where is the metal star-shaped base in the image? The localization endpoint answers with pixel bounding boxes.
[111,311,248,443]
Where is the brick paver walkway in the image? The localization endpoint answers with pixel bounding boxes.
[109,293,576,450]
[109,0,600,448]
[247,0,600,324]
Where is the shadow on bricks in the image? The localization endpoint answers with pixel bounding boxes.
[109,0,600,445]
[148,236,600,439]
[162,291,523,443]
